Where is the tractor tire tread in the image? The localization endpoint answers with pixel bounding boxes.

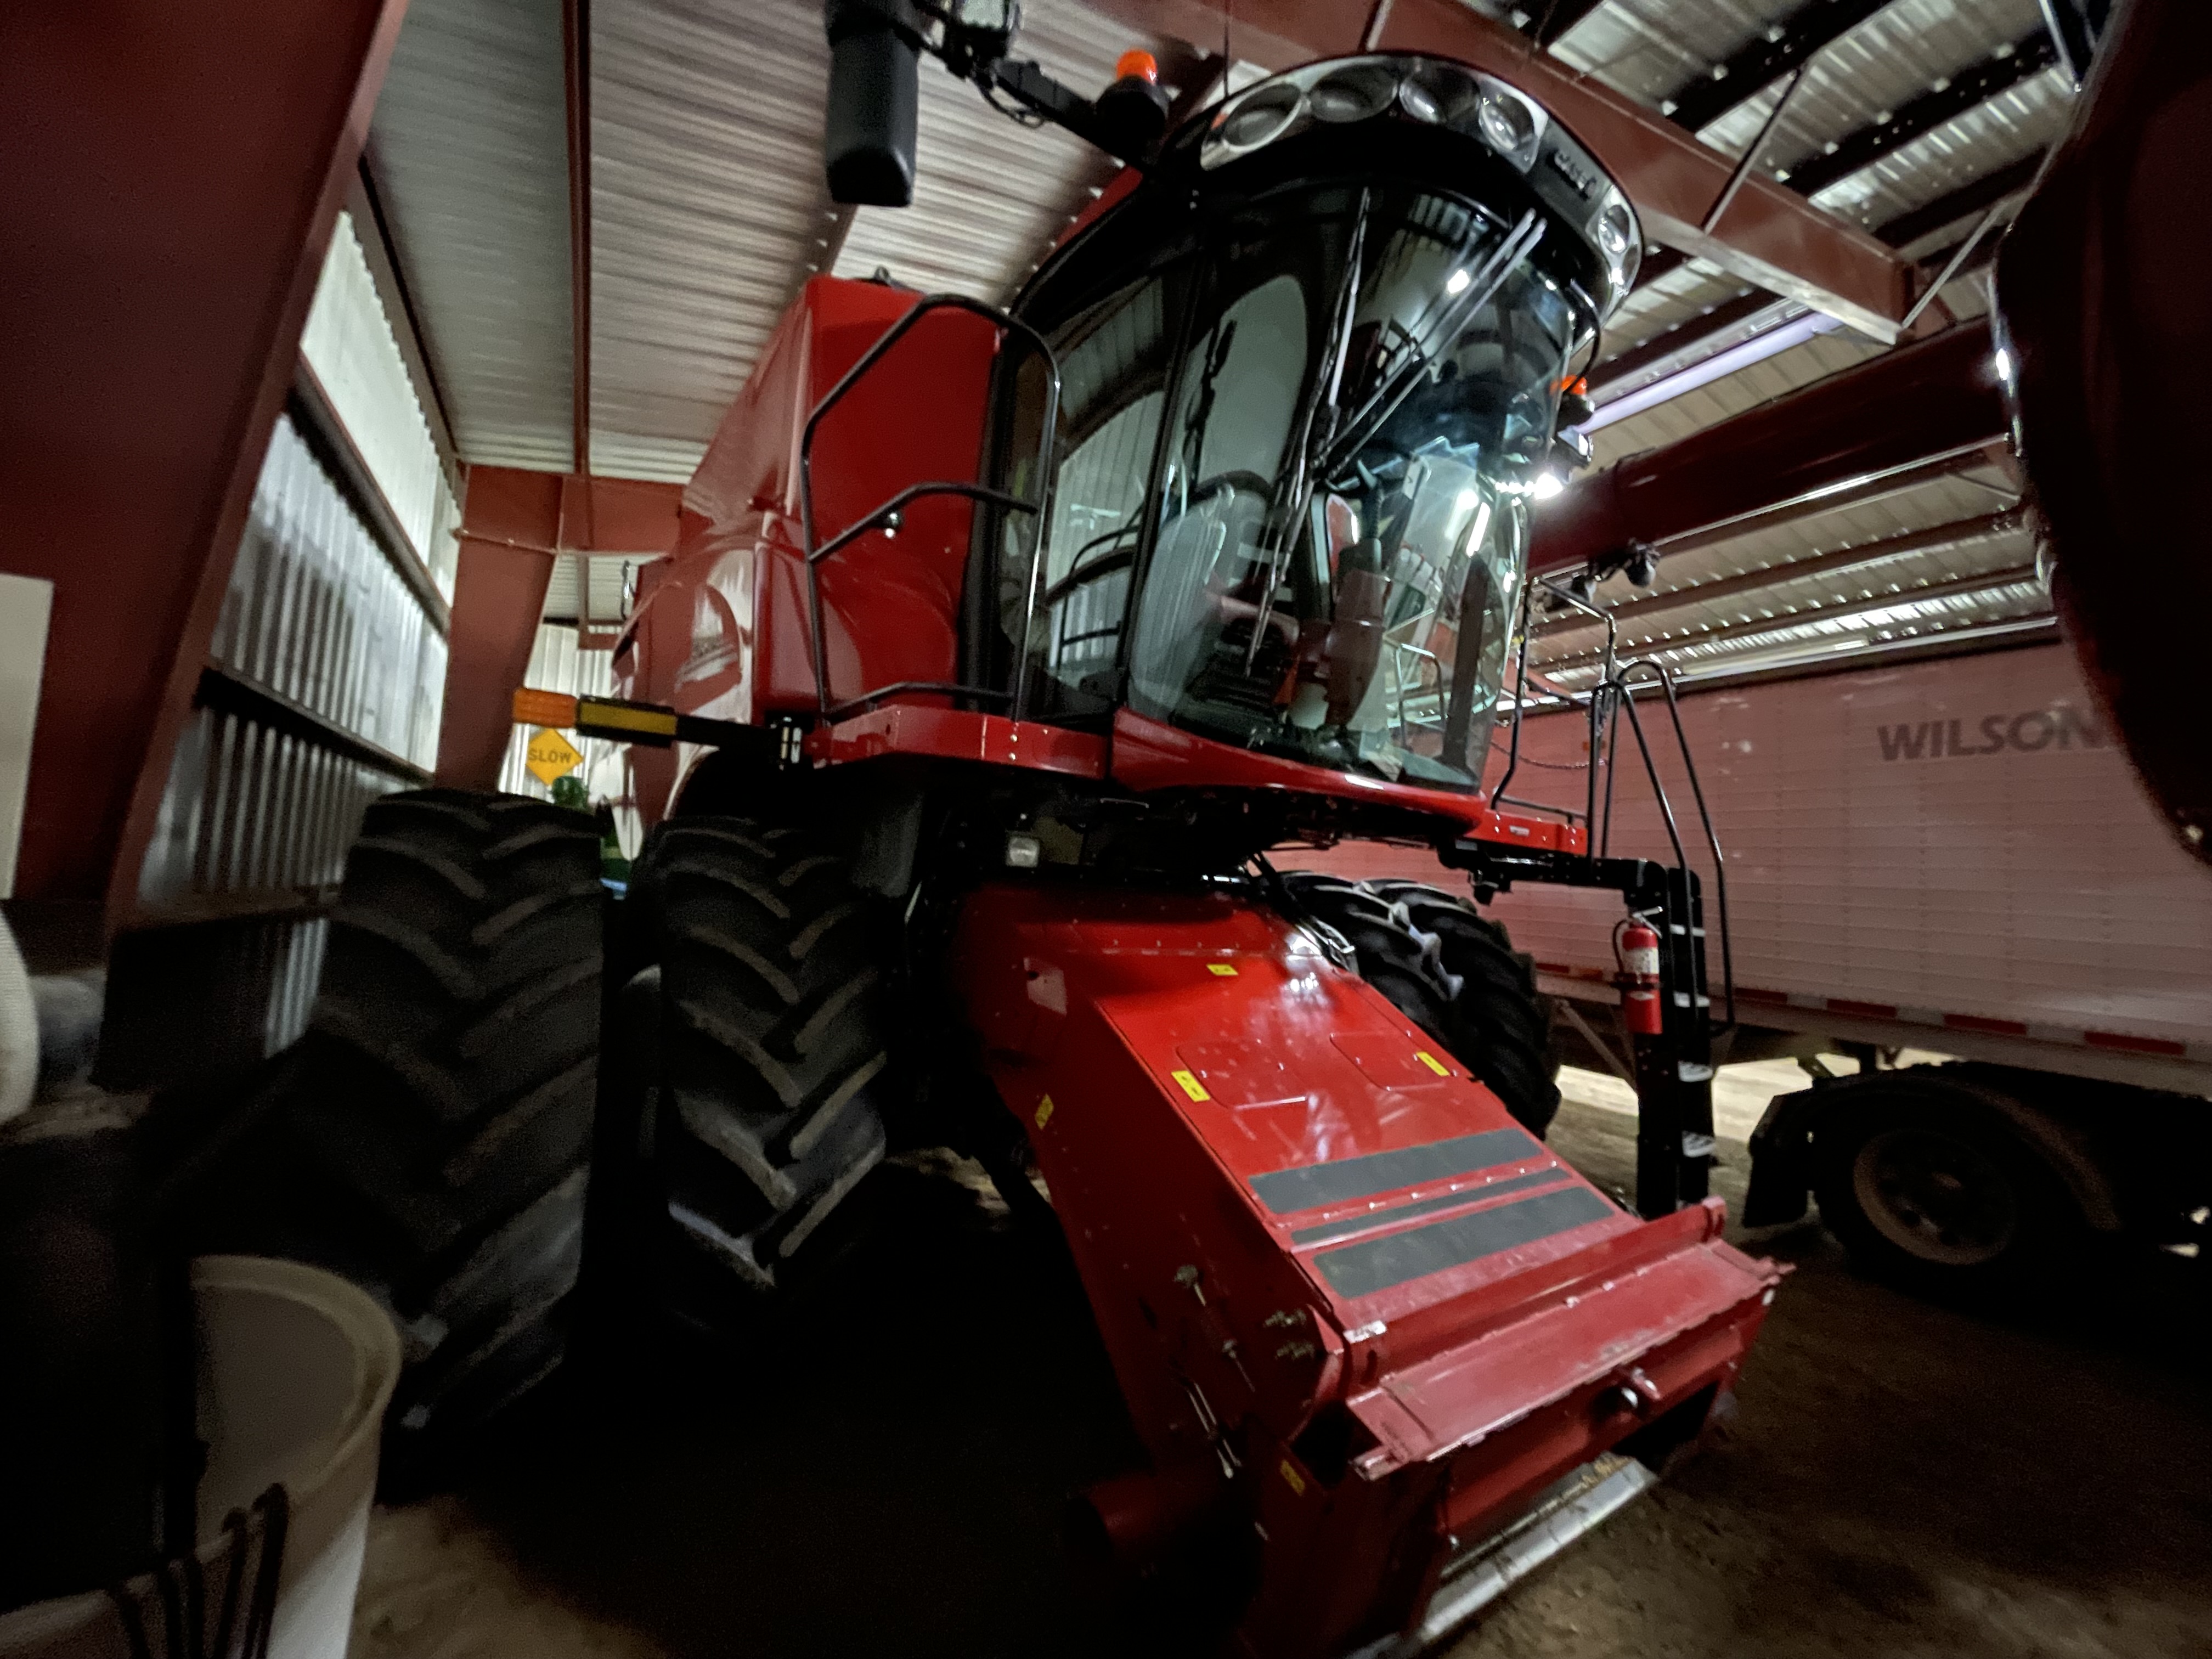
[213,787,603,1479]
[640,815,895,1291]
[1284,871,1560,1137]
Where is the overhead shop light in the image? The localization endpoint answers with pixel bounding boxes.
[1579,308,1846,433]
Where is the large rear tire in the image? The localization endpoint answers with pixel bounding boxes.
[1280,872,1560,1137]
[238,788,604,1477]
[637,816,893,1290]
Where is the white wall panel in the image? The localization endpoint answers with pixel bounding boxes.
[367,0,575,473]
[302,211,458,568]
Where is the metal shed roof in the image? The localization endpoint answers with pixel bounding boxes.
[359,0,2075,665]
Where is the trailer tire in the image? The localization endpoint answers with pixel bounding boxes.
[636,816,892,1291]
[1280,873,1560,1137]
[1810,1068,2084,1299]
[222,788,603,1480]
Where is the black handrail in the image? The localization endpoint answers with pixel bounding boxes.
[1615,657,1737,1037]
[806,481,1039,569]
[1487,575,1536,811]
[798,292,1064,719]
[1488,574,1736,1037]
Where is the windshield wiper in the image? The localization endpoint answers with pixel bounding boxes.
[1319,210,1545,483]
[1246,190,1372,670]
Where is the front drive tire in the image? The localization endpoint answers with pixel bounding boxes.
[637,816,893,1290]
[1280,872,1561,1137]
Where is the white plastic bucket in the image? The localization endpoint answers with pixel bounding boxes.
[0,1256,401,1659]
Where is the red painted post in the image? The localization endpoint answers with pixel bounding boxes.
[434,468,682,791]
[437,470,565,792]
[0,0,408,949]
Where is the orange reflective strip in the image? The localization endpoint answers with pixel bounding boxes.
[511,687,579,727]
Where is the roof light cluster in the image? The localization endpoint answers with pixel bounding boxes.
[1198,55,1642,314]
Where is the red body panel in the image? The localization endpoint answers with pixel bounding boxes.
[951,883,1779,1655]
[803,704,1107,778]
[616,276,998,812]
[618,277,1592,860]
[1997,0,2212,860]
[1111,710,1587,852]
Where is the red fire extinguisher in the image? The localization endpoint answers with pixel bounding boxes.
[1617,917,1663,1036]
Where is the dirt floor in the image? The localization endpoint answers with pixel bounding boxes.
[351,1066,2212,1659]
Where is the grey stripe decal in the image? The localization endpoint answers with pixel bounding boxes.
[1250,1127,1541,1215]
[1289,1168,1571,1246]
[1314,1186,1617,1300]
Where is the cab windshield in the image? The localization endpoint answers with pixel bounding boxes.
[992,179,1588,792]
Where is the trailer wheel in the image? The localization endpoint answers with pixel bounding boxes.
[223,788,603,1480]
[1280,873,1560,1137]
[1810,1069,2083,1297]
[635,816,892,1290]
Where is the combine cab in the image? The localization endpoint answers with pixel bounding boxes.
[493,25,1780,1655]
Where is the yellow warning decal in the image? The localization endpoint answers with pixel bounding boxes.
[1279,1458,1307,1498]
[1414,1050,1451,1076]
[1170,1069,1211,1102]
[524,728,582,785]
[1207,962,1239,977]
[1034,1096,1055,1130]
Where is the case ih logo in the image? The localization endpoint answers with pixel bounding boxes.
[1545,148,1598,198]
[1877,706,2107,761]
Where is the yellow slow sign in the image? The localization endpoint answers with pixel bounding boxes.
[524,727,583,785]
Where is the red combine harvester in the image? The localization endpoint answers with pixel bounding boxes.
[507,12,1781,1653]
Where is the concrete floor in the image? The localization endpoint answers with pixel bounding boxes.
[351,1069,2212,1659]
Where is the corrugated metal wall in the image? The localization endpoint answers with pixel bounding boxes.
[106,211,455,1086]
[300,215,460,589]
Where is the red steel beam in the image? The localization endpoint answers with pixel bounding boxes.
[435,467,681,790]
[1530,319,2008,576]
[0,0,408,939]
[1076,0,1916,338]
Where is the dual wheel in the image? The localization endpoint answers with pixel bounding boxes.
[215,797,898,1482]
[252,793,1559,1477]
[631,816,894,1293]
